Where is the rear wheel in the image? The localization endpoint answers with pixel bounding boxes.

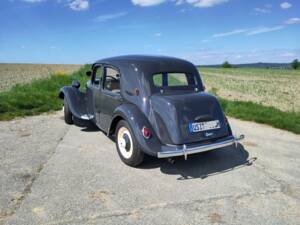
[116,120,144,167]
[64,98,73,125]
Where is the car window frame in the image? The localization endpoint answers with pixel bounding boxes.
[151,71,201,94]
[102,64,122,96]
[91,64,104,89]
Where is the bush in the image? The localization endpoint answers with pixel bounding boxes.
[221,61,232,68]
[291,59,299,70]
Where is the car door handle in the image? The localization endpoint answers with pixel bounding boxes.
[107,94,123,101]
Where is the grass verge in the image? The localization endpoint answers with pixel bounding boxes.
[0,65,89,120]
[208,88,300,134]
[219,97,300,134]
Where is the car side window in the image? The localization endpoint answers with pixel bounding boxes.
[93,66,103,86]
[104,67,120,93]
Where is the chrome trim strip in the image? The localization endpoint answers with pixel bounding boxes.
[157,135,245,159]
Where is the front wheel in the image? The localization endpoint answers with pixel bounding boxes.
[115,120,144,167]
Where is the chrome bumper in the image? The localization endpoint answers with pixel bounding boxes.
[157,135,245,160]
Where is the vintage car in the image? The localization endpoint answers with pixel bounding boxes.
[59,55,244,166]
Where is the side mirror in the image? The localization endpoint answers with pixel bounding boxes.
[86,70,92,77]
[72,80,80,89]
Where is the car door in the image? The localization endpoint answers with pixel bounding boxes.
[99,66,123,131]
[86,64,103,125]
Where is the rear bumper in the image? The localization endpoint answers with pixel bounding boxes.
[157,135,245,159]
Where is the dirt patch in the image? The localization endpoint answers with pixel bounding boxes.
[209,212,224,224]
[243,141,258,147]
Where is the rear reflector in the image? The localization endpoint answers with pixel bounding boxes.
[142,127,151,139]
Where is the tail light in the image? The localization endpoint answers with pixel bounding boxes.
[142,127,151,139]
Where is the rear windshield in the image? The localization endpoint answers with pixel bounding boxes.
[152,72,200,93]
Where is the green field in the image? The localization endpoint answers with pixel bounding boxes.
[0,63,82,92]
[200,67,300,113]
[0,65,89,120]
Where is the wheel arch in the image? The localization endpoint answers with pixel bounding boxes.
[108,104,162,157]
[108,115,124,136]
[58,86,88,120]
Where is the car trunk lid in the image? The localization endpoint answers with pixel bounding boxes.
[149,92,229,145]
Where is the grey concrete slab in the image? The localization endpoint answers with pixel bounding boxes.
[0,112,69,224]
[2,115,300,225]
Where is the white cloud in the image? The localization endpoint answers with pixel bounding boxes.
[251,4,272,15]
[131,0,166,6]
[254,7,271,14]
[69,0,89,11]
[213,29,249,38]
[285,18,300,25]
[131,0,229,7]
[280,2,292,9]
[19,0,90,11]
[154,32,162,37]
[183,0,229,8]
[247,26,284,36]
[281,52,295,57]
[95,12,127,22]
[183,48,300,65]
[213,24,286,38]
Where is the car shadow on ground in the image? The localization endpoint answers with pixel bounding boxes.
[73,119,256,180]
[140,144,256,180]
[73,118,100,132]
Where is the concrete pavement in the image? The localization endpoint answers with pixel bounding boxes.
[1,113,300,225]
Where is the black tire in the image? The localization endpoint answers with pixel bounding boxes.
[115,120,144,167]
[64,98,73,125]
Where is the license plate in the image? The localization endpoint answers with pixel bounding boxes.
[189,120,220,133]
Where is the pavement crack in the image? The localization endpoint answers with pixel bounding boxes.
[253,161,300,201]
[42,189,282,225]
[2,125,71,224]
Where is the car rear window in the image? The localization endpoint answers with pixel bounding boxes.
[153,73,197,87]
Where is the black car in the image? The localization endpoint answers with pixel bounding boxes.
[59,55,244,167]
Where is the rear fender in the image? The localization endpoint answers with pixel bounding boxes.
[109,104,162,156]
[58,86,88,120]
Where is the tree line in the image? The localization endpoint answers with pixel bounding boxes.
[221,59,299,69]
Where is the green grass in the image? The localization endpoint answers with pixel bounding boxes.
[0,65,89,120]
[219,97,300,134]
[208,88,300,134]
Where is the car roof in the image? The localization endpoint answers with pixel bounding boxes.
[94,55,198,76]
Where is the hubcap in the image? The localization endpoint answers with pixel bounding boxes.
[117,127,133,159]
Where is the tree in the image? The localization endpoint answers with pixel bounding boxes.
[291,59,299,70]
[221,61,232,68]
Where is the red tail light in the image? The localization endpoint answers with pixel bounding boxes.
[142,127,151,139]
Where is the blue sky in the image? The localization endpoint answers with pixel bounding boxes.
[0,0,299,64]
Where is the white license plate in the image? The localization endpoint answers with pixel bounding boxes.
[189,120,220,133]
